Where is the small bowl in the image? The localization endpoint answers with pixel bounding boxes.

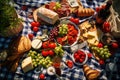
[71,49,88,65]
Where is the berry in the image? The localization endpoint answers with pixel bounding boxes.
[39,73,45,80]
[111,42,119,49]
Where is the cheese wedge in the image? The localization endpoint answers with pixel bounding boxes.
[22,57,33,73]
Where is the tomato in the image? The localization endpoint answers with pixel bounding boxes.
[103,22,111,32]
[31,21,40,27]
[42,41,49,49]
[66,60,73,68]
[28,33,34,40]
[97,42,103,48]
[42,50,49,57]
[88,53,92,59]
[48,42,56,49]
[48,50,54,56]
[74,18,79,24]
[31,21,36,27]
[39,73,45,80]
[103,22,110,28]
[70,17,79,24]
[33,26,39,32]
[70,17,75,23]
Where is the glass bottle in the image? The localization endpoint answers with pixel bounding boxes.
[96,0,112,25]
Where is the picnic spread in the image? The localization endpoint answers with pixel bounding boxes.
[0,0,120,80]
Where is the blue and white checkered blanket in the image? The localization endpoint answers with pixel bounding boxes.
[0,0,107,80]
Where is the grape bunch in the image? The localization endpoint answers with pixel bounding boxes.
[54,45,64,57]
[28,50,53,68]
[91,45,111,59]
[58,24,68,36]
[49,27,59,41]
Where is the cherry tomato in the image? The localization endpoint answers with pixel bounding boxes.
[103,22,111,32]
[103,22,110,28]
[74,18,79,24]
[42,50,49,57]
[31,21,36,27]
[48,50,54,56]
[48,43,56,49]
[33,26,39,32]
[35,22,40,27]
[31,21,40,27]
[70,17,75,23]
[28,33,34,40]
[66,60,73,68]
[39,73,45,80]
[42,41,49,49]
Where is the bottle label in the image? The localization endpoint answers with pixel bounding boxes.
[67,0,79,7]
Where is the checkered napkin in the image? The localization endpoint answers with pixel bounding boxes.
[0,0,107,80]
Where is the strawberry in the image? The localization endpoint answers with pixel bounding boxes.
[111,42,119,49]
[79,59,84,63]
[39,73,45,80]
[75,55,80,62]
[73,53,78,58]
[66,60,73,68]
[97,42,103,48]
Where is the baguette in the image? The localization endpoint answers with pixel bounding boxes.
[76,7,95,17]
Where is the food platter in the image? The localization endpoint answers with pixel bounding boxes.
[54,17,80,48]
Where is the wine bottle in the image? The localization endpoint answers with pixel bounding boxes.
[96,0,112,25]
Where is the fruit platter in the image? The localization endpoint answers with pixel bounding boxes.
[72,49,88,65]
[49,17,80,48]
[1,0,120,80]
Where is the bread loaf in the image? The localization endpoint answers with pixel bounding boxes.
[83,64,100,80]
[9,36,31,54]
[76,7,95,17]
[37,7,59,24]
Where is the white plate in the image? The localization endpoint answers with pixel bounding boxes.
[56,17,80,48]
